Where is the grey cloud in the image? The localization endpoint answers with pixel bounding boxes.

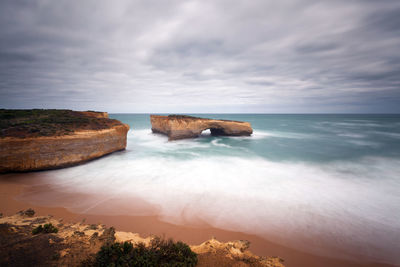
[295,43,340,55]
[364,6,400,34]
[0,0,399,113]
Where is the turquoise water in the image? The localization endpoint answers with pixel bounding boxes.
[23,114,400,264]
[112,114,400,162]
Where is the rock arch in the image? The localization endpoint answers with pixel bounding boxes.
[150,115,253,140]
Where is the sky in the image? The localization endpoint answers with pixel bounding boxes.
[0,0,400,113]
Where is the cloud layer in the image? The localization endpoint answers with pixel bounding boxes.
[1,0,400,113]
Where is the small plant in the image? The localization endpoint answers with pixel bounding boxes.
[84,236,198,267]
[32,225,43,235]
[32,223,58,235]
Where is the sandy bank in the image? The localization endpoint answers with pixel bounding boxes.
[0,211,284,267]
[0,177,393,267]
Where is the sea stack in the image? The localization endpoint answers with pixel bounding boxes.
[0,109,130,173]
[150,115,253,140]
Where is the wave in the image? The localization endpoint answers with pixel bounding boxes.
[337,133,366,138]
[211,139,232,148]
[370,131,400,139]
[22,153,400,264]
[346,140,381,148]
[320,121,384,128]
[251,130,316,140]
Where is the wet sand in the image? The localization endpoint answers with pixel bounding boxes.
[0,174,394,267]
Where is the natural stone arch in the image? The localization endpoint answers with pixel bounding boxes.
[150,115,253,140]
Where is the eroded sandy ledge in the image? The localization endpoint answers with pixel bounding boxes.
[0,211,285,267]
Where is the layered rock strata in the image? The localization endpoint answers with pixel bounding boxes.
[151,115,253,140]
[0,111,129,173]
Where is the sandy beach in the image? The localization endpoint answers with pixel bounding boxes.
[0,173,394,267]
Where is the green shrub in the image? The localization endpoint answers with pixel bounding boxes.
[86,237,197,267]
[32,223,58,235]
[32,225,43,235]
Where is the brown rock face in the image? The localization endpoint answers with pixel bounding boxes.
[151,115,253,140]
[0,113,129,173]
[192,238,285,267]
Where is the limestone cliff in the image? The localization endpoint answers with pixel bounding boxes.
[151,115,253,140]
[0,110,129,173]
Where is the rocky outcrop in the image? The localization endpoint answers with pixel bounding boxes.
[151,115,253,140]
[0,111,129,173]
[0,212,285,267]
[0,213,119,267]
[192,238,285,267]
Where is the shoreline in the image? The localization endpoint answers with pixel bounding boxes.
[0,176,394,267]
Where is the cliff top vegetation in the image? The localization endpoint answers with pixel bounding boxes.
[0,109,122,138]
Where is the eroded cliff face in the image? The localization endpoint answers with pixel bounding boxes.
[151,115,253,140]
[80,111,109,119]
[0,120,129,173]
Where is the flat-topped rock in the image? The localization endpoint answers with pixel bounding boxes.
[150,115,253,140]
[0,109,130,173]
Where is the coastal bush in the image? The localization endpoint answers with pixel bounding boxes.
[85,237,198,267]
[0,109,120,138]
[32,223,58,235]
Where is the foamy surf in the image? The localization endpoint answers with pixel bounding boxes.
[18,154,400,264]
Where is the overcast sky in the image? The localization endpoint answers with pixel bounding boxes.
[1,0,400,113]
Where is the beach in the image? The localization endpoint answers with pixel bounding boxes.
[0,173,395,267]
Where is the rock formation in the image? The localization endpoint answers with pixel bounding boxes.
[192,238,285,267]
[0,212,285,267]
[150,115,253,140]
[0,110,129,173]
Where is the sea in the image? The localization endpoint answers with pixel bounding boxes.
[16,114,400,265]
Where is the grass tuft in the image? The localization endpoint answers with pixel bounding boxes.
[32,223,58,235]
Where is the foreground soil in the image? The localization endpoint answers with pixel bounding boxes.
[0,212,284,267]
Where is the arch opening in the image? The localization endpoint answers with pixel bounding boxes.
[200,128,227,137]
[200,129,211,136]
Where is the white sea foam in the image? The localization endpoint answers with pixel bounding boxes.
[347,140,381,148]
[251,130,314,140]
[370,131,400,139]
[129,129,211,151]
[337,133,366,138]
[321,121,384,128]
[211,139,232,148]
[27,153,400,264]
